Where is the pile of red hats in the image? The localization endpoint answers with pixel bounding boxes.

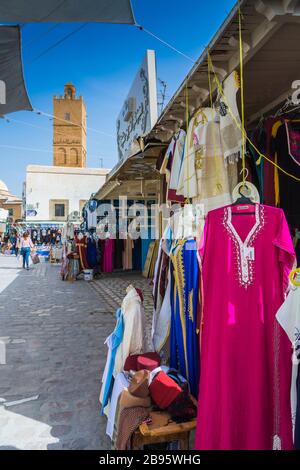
[149,371,182,409]
[124,352,161,372]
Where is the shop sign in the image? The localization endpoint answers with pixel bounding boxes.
[116,50,158,161]
[26,209,37,217]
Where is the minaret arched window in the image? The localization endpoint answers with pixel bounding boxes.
[57,147,67,165]
[70,148,79,166]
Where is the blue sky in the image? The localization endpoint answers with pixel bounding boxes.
[0,0,236,196]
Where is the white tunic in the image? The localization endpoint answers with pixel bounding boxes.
[276,279,300,439]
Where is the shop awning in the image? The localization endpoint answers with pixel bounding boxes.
[0,0,135,23]
[149,0,300,142]
[0,25,32,116]
[95,142,165,201]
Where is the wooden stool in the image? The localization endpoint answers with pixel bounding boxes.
[132,417,196,450]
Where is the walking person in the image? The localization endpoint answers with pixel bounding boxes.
[20,232,34,270]
[15,235,20,257]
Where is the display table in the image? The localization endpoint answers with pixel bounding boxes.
[132,404,197,451]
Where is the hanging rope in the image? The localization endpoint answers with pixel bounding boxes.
[207,52,300,183]
[135,24,196,64]
[136,18,300,183]
[207,52,222,192]
[185,81,190,196]
[238,1,246,185]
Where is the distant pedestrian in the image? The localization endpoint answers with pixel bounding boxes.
[19,232,34,270]
[15,236,20,257]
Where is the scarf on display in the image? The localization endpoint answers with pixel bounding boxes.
[218,71,244,166]
[285,120,300,167]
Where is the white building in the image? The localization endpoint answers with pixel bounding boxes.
[25,165,109,224]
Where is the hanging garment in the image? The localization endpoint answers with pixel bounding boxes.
[66,257,80,281]
[115,405,150,450]
[87,199,98,229]
[276,278,300,449]
[100,308,124,414]
[219,71,243,165]
[114,238,124,269]
[114,286,146,375]
[60,244,69,280]
[294,229,300,267]
[272,120,300,228]
[177,108,233,213]
[152,268,171,353]
[106,372,130,440]
[297,364,300,450]
[192,107,232,213]
[76,236,89,270]
[102,237,114,273]
[248,127,265,202]
[195,204,295,450]
[160,130,186,203]
[152,225,173,352]
[177,111,201,199]
[123,238,133,270]
[86,239,98,268]
[262,118,280,206]
[170,238,200,398]
[133,237,141,270]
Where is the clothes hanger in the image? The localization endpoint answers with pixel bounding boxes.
[289,268,300,287]
[232,169,256,215]
[231,184,255,215]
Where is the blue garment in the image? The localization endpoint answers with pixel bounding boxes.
[21,247,31,269]
[86,239,98,268]
[170,239,200,397]
[89,199,98,212]
[100,308,124,414]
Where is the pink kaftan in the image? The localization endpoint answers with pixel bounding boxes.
[102,237,114,273]
[195,204,295,450]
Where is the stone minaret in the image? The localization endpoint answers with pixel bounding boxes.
[53,83,87,167]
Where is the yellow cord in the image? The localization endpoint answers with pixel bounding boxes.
[207,52,222,192]
[185,81,190,197]
[207,52,300,183]
[238,1,246,186]
[290,268,300,287]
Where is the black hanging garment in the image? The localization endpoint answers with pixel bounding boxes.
[272,121,300,228]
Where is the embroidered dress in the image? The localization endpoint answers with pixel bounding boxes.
[177,107,233,213]
[76,236,89,270]
[170,238,200,397]
[192,107,232,213]
[195,204,295,450]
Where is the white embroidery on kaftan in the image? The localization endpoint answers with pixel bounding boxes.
[223,204,265,288]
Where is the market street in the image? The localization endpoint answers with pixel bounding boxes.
[0,256,113,450]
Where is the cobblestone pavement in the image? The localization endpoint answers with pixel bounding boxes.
[91,272,154,350]
[0,256,154,450]
[0,256,115,450]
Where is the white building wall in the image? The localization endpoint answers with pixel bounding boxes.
[26,165,109,222]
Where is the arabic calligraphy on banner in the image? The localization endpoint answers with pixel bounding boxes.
[116,50,158,161]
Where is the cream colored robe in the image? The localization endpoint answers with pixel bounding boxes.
[114,285,146,375]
